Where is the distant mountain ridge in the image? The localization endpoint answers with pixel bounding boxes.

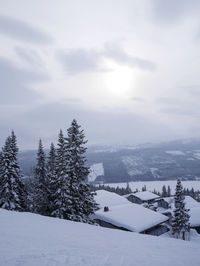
[19,139,200,183]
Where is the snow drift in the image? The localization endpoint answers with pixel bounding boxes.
[0,209,200,266]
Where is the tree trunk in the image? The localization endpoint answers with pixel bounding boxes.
[182,231,185,240]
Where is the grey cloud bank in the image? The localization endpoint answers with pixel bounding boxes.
[58,44,156,75]
[0,57,48,104]
[0,1,200,149]
[0,15,53,44]
[0,103,175,150]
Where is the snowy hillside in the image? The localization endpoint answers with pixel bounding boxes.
[20,139,200,182]
[0,209,200,266]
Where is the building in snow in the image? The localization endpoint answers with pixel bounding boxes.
[156,198,170,209]
[156,196,200,234]
[93,190,169,236]
[124,191,160,205]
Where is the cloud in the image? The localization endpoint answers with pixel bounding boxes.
[58,49,103,74]
[156,96,200,117]
[0,57,48,104]
[103,43,156,71]
[58,44,156,75]
[151,0,200,23]
[0,102,173,150]
[159,107,195,116]
[15,47,43,67]
[132,97,145,102]
[0,15,53,44]
[155,97,181,105]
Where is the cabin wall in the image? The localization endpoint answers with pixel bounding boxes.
[157,199,169,209]
[141,224,169,236]
[127,195,143,204]
[95,219,131,232]
[95,219,168,236]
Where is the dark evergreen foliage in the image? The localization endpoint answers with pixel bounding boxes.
[34,139,48,215]
[171,179,190,240]
[51,130,69,219]
[0,131,26,211]
[91,182,133,196]
[167,185,171,197]
[142,185,147,191]
[65,119,97,222]
[46,142,57,215]
[162,185,167,197]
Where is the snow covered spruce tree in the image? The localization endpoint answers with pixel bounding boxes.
[51,130,69,218]
[65,119,97,223]
[0,150,3,180]
[0,131,26,211]
[34,139,48,215]
[46,142,57,215]
[171,179,190,240]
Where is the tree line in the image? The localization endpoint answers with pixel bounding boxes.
[0,119,97,223]
[90,183,132,195]
[92,182,200,202]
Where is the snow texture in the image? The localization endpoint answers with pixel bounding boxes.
[94,203,168,232]
[94,189,129,208]
[0,209,200,266]
[129,191,160,201]
[88,163,104,182]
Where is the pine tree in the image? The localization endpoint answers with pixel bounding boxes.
[65,119,97,223]
[0,132,26,211]
[51,130,69,218]
[142,185,146,191]
[162,185,167,197]
[125,182,132,194]
[171,179,190,240]
[34,139,48,215]
[46,143,57,215]
[10,131,27,210]
[167,185,171,197]
[0,150,3,180]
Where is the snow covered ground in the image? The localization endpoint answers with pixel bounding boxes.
[106,180,200,194]
[0,209,200,266]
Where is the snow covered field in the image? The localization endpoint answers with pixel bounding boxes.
[0,209,200,266]
[106,180,200,194]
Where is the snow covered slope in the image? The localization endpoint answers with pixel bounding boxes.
[0,209,200,266]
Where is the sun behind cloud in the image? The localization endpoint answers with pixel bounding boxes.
[104,60,135,98]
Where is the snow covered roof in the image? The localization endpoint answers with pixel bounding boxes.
[125,191,160,201]
[161,196,200,209]
[94,190,129,208]
[94,203,168,232]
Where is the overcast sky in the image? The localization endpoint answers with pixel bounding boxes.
[1,0,200,150]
